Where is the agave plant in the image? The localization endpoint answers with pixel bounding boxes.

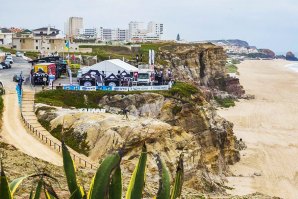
[62,141,184,199]
[0,159,59,199]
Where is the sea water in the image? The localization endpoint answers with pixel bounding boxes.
[285,63,298,72]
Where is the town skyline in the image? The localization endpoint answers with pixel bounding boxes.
[1,0,298,53]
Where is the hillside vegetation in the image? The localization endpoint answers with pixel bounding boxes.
[35,82,204,108]
[79,43,173,64]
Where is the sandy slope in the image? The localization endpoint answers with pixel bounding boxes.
[219,60,298,199]
[1,92,62,166]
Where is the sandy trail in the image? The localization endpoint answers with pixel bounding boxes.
[1,91,62,166]
[219,60,298,199]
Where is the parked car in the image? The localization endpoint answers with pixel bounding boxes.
[0,61,10,69]
[16,52,21,57]
[5,52,12,57]
[5,57,13,64]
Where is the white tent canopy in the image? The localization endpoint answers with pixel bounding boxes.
[82,59,138,76]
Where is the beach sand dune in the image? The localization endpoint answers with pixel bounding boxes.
[219,60,298,199]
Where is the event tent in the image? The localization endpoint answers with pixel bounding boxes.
[81,59,139,76]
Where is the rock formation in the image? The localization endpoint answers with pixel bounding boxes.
[35,88,240,194]
[286,51,298,61]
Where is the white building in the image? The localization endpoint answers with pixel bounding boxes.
[0,28,14,46]
[147,21,163,39]
[128,21,164,42]
[81,28,99,38]
[65,17,83,37]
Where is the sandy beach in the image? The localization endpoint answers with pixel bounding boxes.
[218,60,298,199]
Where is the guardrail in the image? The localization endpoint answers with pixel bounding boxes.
[20,100,97,169]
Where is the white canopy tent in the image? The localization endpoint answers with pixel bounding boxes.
[81,59,139,76]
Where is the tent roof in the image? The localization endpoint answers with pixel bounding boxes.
[83,59,138,74]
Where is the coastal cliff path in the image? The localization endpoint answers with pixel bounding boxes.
[1,90,63,166]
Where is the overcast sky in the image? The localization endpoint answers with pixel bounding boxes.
[1,0,298,54]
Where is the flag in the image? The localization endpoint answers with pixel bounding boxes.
[65,40,70,50]
[72,54,75,60]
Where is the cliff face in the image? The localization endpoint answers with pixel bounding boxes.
[157,43,227,87]
[36,89,240,194]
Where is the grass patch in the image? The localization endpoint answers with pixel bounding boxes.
[226,64,238,73]
[172,105,182,115]
[35,82,203,108]
[214,97,235,108]
[51,125,90,155]
[168,82,200,98]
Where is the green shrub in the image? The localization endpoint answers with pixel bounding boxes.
[51,125,90,156]
[226,64,238,73]
[214,97,235,108]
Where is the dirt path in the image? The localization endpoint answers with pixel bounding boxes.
[1,92,62,166]
[219,60,298,199]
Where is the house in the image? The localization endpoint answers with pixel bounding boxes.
[0,28,14,46]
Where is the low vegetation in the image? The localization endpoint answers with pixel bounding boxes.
[79,42,173,65]
[214,96,235,108]
[35,82,203,108]
[0,141,185,199]
[226,64,238,73]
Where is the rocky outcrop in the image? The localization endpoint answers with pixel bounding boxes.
[286,51,298,61]
[258,49,276,59]
[35,90,240,194]
[157,43,227,87]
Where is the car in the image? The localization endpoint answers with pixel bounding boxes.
[16,51,23,57]
[5,57,13,64]
[5,52,12,57]
[0,62,10,69]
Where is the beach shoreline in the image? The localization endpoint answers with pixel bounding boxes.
[218,59,298,199]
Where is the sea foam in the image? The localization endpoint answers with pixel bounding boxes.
[285,63,298,72]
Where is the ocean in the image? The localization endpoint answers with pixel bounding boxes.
[285,63,298,72]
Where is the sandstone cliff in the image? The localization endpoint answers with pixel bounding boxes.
[157,43,227,88]
[35,84,241,195]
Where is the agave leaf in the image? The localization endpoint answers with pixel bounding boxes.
[88,152,121,199]
[62,141,84,199]
[109,165,122,199]
[0,161,12,199]
[125,143,147,199]
[170,154,184,199]
[155,155,171,199]
[44,182,59,199]
[34,179,43,199]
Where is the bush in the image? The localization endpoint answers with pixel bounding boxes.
[214,97,235,108]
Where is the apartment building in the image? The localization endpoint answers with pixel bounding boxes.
[65,17,83,37]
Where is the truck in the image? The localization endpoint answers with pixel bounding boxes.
[31,63,57,85]
[137,64,155,85]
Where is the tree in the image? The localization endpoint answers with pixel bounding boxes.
[176,34,180,41]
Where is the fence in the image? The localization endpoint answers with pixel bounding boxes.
[20,102,97,169]
[62,85,169,91]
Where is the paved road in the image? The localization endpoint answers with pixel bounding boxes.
[0,56,32,92]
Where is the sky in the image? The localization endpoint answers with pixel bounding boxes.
[1,0,298,54]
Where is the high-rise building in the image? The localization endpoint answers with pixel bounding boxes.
[147,21,163,39]
[65,17,83,37]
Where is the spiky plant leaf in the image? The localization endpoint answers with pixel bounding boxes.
[170,154,184,199]
[125,144,147,199]
[109,165,122,199]
[62,141,84,199]
[0,161,12,199]
[155,155,171,199]
[88,152,121,199]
